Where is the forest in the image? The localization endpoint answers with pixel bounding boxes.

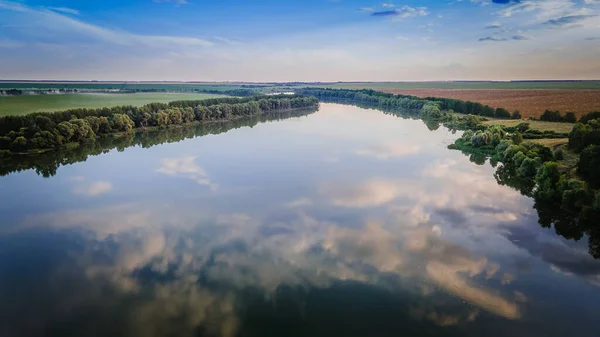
[0,94,318,155]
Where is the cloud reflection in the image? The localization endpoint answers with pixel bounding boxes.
[157,156,217,190]
[355,142,421,159]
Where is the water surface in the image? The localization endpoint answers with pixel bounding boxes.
[1,103,599,337]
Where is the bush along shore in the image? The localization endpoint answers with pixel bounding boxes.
[298,88,600,258]
[0,94,319,156]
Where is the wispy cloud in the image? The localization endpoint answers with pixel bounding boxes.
[213,36,243,45]
[511,34,529,40]
[485,21,503,28]
[47,7,79,15]
[497,0,578,20]
[0,0,212,48]
[543,14,597,28]
[357,7,374,12]
[153,0,188,5]
[479,36,508,41]
[382,3,395,8]
[371,6,429,18]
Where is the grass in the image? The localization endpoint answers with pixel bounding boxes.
[0,93,226,116]
[530,138,569,148]
[482,119,574,133]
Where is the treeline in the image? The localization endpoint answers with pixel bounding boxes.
[0,94,318,155]
[427,97,521,119]
[120,88,258,96]
[538,109,578,123]
[295,88,428,110]
[0,108,317,178]
[297,88,520,120]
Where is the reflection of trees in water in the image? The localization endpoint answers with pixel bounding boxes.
[0,108,317,178]
[488,152,600,259]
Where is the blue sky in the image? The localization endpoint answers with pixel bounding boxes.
[0,0,599,81]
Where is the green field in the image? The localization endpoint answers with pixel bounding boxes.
[0,93,226,116]
[0,82,263,91]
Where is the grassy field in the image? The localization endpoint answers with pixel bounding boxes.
[482,119,575,133]
[530,138,569,148]
[0,93,225,116]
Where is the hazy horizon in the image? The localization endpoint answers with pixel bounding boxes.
[1,0,600,82]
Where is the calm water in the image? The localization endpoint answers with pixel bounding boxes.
[1,103,599,337]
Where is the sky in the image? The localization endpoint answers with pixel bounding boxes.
[0,0,599,81]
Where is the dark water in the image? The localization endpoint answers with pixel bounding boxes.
[1,103,599,337]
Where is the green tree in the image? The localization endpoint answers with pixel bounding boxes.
[511,132,523,145]
[563,112,577,123]
[578,145,600,188]
[494,107,511,119]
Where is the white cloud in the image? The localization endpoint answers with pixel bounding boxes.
[485,21,503,29]
[382,3,395,8]
[371,6,429,19]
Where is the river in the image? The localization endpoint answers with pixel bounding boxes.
[0,103,598,337]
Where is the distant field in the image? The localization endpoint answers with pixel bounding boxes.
[0,93,225,116]
[376,89,600,118]
[317,81,600,90]
[482,119,574,133]
[0,82,262,91]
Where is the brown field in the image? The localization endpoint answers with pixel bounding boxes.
[379,89,600,118]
